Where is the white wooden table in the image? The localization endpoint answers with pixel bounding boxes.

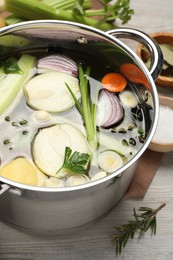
[0,0,173,259]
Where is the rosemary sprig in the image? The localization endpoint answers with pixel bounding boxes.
[111,203,166,255]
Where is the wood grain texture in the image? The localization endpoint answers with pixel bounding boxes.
[0,0,173,259]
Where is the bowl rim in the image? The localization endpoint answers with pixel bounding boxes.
[136,31,173,85]
[150,95,173,148]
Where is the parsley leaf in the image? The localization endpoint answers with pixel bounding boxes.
[57,147,90,175]
[1,57,22,74]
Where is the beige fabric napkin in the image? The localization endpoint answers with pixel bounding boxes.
[125,149,164,198]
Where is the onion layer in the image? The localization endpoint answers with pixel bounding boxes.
[97,89,124,128]
[32,123,91,177]
[37,54,78,77]
[24,71,80,112]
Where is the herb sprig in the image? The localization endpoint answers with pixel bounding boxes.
[57,146,90,175]
[111,203,166,255]
[1,57,22,74]
[74,0,134,25]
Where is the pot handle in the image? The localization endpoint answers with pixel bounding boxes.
[107,28,163,81]
[0,182,23,196]
[0,183,10,195]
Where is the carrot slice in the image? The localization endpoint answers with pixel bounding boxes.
[120,63,151,90]
[101,72,127,92]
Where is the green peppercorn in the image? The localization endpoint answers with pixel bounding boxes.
[3,139,10,145]
[19,119,28,126]
[12,122,18,127]
[118,128,126,134]
[5,116,11,122]
[22,130,28,135]
[122,139,129,146]
[129,138,136,146]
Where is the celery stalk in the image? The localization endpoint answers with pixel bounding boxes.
[0,54,36,115]
[42,0,92,10]
[5,0,115,31]
[4,15,25,25]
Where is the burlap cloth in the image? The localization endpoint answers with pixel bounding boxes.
[125,149,164,198]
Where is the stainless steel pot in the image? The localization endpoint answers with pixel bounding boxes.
[0,21,163,234]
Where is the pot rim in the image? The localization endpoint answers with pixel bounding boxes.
[0,20,159,192]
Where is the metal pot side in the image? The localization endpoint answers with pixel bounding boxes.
[0,21,161,233]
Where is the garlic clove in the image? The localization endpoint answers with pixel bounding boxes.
[66,174,90,186]
[91,171,107,181]
[43,177,65,187]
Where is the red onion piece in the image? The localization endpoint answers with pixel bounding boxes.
[37,54,78,77]
[97,89,124,128]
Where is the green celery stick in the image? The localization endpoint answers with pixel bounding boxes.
[42,0,92,10]
[5,0,115,31]
[0,54,36,115]
[4,15,25,25]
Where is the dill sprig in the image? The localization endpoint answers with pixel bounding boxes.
[111,203,166,255]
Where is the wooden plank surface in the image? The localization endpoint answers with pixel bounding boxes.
[0,0,173,259]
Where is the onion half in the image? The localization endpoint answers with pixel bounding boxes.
[37,54,78,77]
[24,71,81,112]
[97,89,124,128]
[32,123,91,177]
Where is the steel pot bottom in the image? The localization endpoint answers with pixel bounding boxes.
[0,163,136,234]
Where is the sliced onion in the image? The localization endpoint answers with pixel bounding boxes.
[66,174,90,186]
[37,54,78,77]
[24,71,80,113]
[97,89,124,128]
[97,150,124,173]
[91,171,107,181]
[32,123,91,177]
[119,90,138,108]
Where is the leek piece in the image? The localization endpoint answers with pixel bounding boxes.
[5,0,115,31]
[0,54,36,115]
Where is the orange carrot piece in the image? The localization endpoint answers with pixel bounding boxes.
[101,72,127,92]
[120,63,151,90]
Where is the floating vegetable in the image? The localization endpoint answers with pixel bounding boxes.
[67,65,97,150]
[66,174,90,186]
[57,146,90,176]
[97,150,124,173]
[0,157,47,186]
[0,54,36,115]
[97,89,124,128]
[32,123,91,177]
[43,177,65,187]
[101,72,127,92]
[24,71,80,112]
[91,171,107,181]
[37,54,78,77]
[30,110,53,127]
[120,63,150,90]
[119,90,138,108]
